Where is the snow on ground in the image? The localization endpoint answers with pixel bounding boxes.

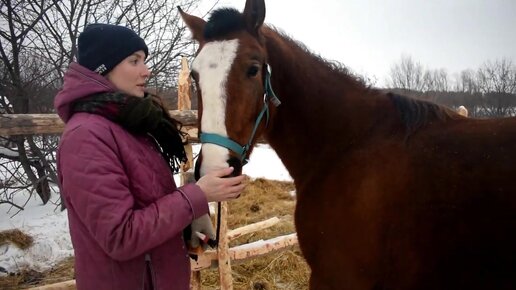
[240,144,292,182]
[0,189,72,275]
[0,144,291,274]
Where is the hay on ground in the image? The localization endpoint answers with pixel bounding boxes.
[0,229,34,250]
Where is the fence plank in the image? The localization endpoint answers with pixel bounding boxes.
[227,217,280,241]
[190,233,298,271]
[30,280,76,290]
[0,110,198,136]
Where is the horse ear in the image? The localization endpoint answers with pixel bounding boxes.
[243,0,266,35]
[177,6,206,43]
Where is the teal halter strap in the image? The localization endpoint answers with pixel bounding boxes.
[199,64,281,164]
[200,132,247,157]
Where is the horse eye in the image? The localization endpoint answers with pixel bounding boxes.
[247,65,260,78]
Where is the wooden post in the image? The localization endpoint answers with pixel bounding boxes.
[177,56,202,290]
[178,57,192,111]
[190,271,202,290]
[218,202,233,289]
[178,56,194,183]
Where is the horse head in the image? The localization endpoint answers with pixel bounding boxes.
[179,0,279,180]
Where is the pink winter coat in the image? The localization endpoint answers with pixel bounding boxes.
[55,63,208,290]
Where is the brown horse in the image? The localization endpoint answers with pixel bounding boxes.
[179,1,516,289]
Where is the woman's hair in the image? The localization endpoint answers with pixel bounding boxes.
[149,93,188,142]
[119,92,189,172]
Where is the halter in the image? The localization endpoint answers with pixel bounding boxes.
[199,64,281,164]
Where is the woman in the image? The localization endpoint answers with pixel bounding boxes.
[54,24,245,290]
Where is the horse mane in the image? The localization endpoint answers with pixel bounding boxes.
[204,8,244,40]
[387,92,458,138]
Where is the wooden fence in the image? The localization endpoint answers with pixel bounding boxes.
[1,57,298,290]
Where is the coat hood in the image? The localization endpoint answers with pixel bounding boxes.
[54,62,117,123]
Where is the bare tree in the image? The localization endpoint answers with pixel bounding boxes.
[454,69,479,94]
[387,55,425,91]
[27,0,201,90]
[0,0,57,206]
[475,59,516,117]
[387,55,516,118]
[1,0,203,210]
[423,68,450,92]
[477,59,516,94]
[388,55,450,93]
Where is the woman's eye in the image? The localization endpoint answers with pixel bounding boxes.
[247,65,260,77]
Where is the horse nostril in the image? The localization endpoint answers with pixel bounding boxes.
[227,157,243,177]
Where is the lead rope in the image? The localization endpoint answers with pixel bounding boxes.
[215,202,221,247]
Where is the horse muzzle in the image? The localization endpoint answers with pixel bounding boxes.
[226,156,243,177]
[194,154,243,181]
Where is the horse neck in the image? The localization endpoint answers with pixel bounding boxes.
[261,28,392,182]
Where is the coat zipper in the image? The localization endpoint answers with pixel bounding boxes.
[144,254,156,290]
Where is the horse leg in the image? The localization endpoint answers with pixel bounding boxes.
[296,194,381,289]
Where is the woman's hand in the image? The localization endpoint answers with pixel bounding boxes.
[196,167,246,202]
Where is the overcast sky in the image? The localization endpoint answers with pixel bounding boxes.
[195,0,516,86]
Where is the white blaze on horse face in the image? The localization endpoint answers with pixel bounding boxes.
[192,39,239,176]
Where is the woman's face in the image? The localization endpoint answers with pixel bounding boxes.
[106,50,150,97]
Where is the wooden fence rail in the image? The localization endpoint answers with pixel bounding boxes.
[0,110,198,136]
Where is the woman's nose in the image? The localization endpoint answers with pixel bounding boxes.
[142,65,151,78]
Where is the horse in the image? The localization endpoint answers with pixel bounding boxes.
[179,1,516,289]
